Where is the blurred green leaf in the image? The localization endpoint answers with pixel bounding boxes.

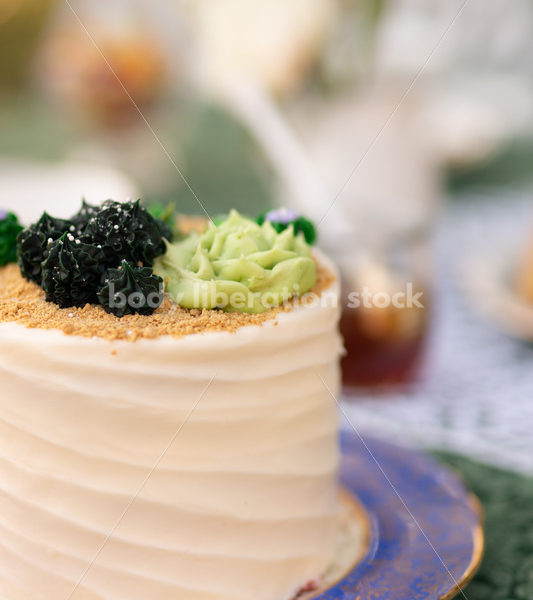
[435,451,533,599]
[146,104,275,217]
[0,95,77,160]
[446,136,533,194]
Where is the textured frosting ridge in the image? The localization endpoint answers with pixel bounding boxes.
[155,210,316,313]
[0,251,342,600]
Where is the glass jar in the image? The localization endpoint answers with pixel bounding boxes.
[332,216,433,393]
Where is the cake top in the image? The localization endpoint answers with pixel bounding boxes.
[0,200,333,341]
[0,259,334,341]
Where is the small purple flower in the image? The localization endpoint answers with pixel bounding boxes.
[0,209,7,221]
[265,207,300,225]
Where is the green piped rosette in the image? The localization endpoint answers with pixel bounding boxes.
[155,210,316,314]
[257,207,317,245]
[0,210,23,266]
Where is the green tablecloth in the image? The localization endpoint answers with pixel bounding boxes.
[436,453,533,600]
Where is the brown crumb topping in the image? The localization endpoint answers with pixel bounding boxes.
[0,261,335,342]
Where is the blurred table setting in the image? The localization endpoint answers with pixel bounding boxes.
[342,193,533,474]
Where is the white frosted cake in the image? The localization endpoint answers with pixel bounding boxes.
[0,204,344,600]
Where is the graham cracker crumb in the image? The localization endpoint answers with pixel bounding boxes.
[0,260,335,342]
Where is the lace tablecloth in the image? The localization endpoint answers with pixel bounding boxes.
[342,192,533,475]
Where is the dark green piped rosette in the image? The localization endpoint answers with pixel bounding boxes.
[98,261,163,318]
[154,210,316,314]
[0,209,23,266]
[257,207,317,245]
[42,233,105,308]
[81,200,168,268]
[16,199,171,316]
[18,213,80,283]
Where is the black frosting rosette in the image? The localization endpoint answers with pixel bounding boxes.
[18,199,172,316]
[82,199,170,268]
[17,213,75,283]
[70,200,99,233]
[98,260,164,317]
[41,233,105,308]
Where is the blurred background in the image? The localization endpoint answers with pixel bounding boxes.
[2,0,533,471]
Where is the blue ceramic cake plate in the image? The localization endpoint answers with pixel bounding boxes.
[314,433,484,600]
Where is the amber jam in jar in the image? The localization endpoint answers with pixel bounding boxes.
[340,286,429,389]
[333,216,432,392]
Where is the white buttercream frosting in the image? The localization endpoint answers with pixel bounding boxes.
[0,252,343,600]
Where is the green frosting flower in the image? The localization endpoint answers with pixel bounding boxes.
[154,210,316,314]
[0,211,23,267]
[257,208,317,245]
